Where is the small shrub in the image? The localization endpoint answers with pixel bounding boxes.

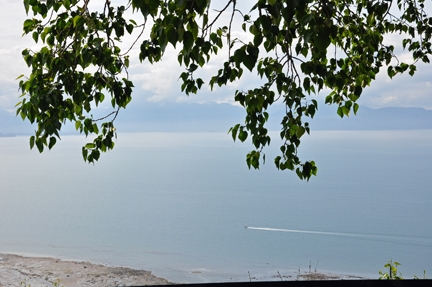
[379,259,403,280]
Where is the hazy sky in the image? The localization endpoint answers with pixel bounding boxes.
[1,0,432,113]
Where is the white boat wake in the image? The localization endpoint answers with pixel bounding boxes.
[244,226,432,246]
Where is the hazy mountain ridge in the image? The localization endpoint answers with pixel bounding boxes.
[1,102,432,136]
[309,105,432,131]
[0,109,32,137]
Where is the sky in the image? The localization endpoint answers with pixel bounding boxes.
[1,0,432,115]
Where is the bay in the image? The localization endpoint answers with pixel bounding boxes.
[0,130,431,282]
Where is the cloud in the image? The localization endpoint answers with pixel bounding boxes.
[1,0,432,112]
[358,62,432,109]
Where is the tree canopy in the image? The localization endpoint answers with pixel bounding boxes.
[17,0,432,180]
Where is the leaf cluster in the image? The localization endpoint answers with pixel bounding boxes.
[17,0,432,179]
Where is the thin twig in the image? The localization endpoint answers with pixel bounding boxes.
[228,0,237,58]
[120,19,147,56]
[93,110,117,122]
[203,0,234,31]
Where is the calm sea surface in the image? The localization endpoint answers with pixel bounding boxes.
[0,130,431,282]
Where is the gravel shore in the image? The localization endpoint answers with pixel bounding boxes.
[0,253,171,287]
[0,253,364,286]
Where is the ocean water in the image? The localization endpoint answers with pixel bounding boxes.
[0,130,431,282]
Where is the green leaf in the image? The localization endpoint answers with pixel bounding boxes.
[253,34,263,47]
[126,24,134,34]
[82,147,88,161]
[48,137,56,150]
[23,0,30,15]
[353,103,359,115]
[167,28,178,47]
[36,139,44,153]
[85,143,95,149]
[314,27,331,52]
[23,19,33,28]
[25,55,33,67]
[230,124,240,141]
[29,136,35,149]
[183,31,194,54]
[92,123,99,134]
[73,15,81,28]
[233,48,246,67]
[296,126,305,138]
[243,55,256,71]
[354,86,362,96]
[75,120,81,131]
[238,129,248,142]
[409,65,417,76]
[337,106,343,118]
[187,21,199,39]
[342,106,350,117]
[32,31,39,43]
[64,0,71,10]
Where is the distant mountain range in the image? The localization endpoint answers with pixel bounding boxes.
[1,102,432,137]
[267,104,432,131]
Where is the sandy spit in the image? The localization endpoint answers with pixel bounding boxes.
[0,253,171,287]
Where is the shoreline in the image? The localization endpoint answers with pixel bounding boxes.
[0,252,365,286]
[0,253,171,287]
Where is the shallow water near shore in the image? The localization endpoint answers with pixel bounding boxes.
[1,130,432,283]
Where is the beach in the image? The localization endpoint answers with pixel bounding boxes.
[0,252,365,286]
[0,253,171,287]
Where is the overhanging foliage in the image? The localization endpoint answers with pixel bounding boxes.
[17,0,432,180]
